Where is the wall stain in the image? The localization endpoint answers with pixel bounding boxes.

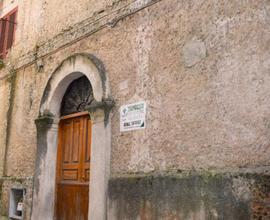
[33,116,54,195]
[3,69,17,177]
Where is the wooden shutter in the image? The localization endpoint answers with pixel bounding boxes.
[0,18,7,57]
[0,7,17,59]
[6,11,16,49]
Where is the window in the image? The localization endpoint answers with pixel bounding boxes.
[0,7,17,59]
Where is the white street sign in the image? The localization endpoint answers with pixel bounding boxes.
[120,101,146,132]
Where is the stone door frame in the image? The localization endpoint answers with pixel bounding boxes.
[31,54,114,220]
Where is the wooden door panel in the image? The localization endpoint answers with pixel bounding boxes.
[72,119,81,163]
[56,184,89,220]
[56,114,91,220]
[62,121,73,163]
[62,170,78,181]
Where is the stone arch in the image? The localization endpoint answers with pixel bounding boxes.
[40,53,110,118]
[31,54,114,220]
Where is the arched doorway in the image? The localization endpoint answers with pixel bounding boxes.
[55,76,93,220]
[31,54,114,220]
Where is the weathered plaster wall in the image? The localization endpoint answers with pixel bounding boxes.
[0,0,269,219]
[4,70,37,177]
[105,0,270,174]
[39,0,121,42]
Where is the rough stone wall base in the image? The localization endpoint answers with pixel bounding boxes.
[108,172,270,220]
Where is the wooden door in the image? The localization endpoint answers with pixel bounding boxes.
[55,112,91,220]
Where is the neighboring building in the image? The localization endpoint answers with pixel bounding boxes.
[0,0,270,219]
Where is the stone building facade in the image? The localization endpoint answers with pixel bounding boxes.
[0,0,270,219]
